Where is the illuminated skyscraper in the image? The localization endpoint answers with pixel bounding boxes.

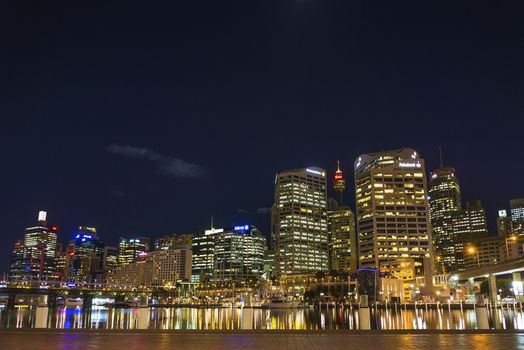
[510,198,524,221]
[71,227,105,283]
[191,225,266,282]
[328,207,356,271]
[117,237,150,265]
[497,210,514,237]
[103,246,118,280]
[272,167,329,276]
[9,211,59,281]
[192,228,220,282]
[9,239,30,281]
[428,166,461,273]
[511,198,524,236]
[354,148,433,275]
[451,200,488,271]
[213,225,266,281]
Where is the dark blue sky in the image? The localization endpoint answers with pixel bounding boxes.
[1,1,522,272]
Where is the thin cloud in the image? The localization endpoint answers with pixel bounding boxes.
[257,207,271,215]
[107,144,205,179]
[237,208,249,214]
[111,190,127,197]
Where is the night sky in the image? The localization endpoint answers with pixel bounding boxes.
[2,1,522,273]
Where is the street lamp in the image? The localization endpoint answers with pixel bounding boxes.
[505,235,518,261]
[467,246,480,268]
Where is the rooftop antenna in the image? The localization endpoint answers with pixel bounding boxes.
[439,145,444,168]
[210,216,214,230]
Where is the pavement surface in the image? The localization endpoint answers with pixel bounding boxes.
[2,330,524,350]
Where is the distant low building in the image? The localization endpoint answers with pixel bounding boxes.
[107,246,192,287]
[154,233,193,250]
[463,235,523,270]
[117,237,150,265]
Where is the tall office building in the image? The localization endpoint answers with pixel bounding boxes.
[328,207,356,271]
[103,246,118,279]
[71,227,105,283]
[510,198,524,236]
[192,228,220,282]
[9,240,30,281]
[510,198,524,221]
[497,210,514,237]
[354,148,433,275]
[428,166,462,273]
[451,200,488,271]
[272,167,329,276]
[9,211,59,281]
[213,225,266,281]
[117,237,150,265]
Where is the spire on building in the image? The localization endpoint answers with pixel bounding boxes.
[439,146,444,169]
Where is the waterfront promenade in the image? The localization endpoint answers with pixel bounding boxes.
[2,330,524,350]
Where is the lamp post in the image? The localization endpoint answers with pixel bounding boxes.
[505,235,518,261]
[468,246,480,268]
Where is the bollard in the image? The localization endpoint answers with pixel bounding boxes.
[475,296,489,330]
[358,295,371,330]
[137,308,151,329]
[241,308,254,330]
[35,306,49,328]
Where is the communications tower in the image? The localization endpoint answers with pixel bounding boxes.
[333,160,346,204]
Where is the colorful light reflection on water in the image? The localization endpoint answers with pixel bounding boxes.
[1,306,524,330]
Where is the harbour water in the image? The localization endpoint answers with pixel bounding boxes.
[2,306,524,330]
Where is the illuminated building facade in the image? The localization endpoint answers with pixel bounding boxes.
[71,227,105,283]
[107,246,192,286]
[191,228,220,282]
[328,207,356,271]
[213,225,266,281]
[428,166,461,273]
[354,148,433,275]
[497,210,514,237]
[9,240,31,281]
[463,236,505,270]
[272,167,329,276]
[451,200,488,271]
[117,237,150,265]
[148,247,192,284]
[511,198,524,236]
[103,246,118,277]
[154,233,193,250]
[9,211,59,281]
[263,249,276,277]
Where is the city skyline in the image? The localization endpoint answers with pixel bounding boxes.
[3,150,523,275]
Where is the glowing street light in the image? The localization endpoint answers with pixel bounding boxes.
[505,235,518,261]
[467,246,480,268]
